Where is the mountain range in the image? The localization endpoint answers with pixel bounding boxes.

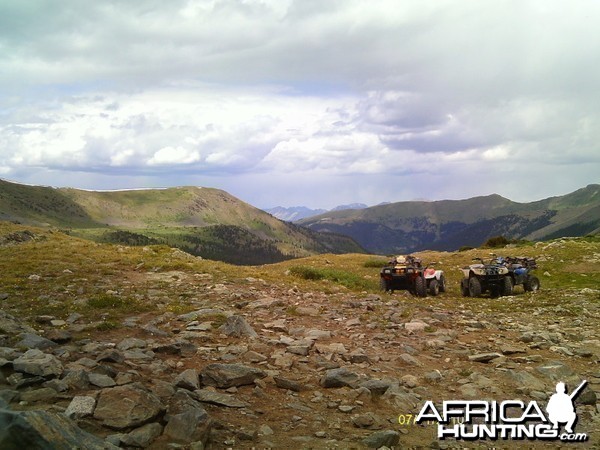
[0,179,364,265]
[1,178,598,262]
[265,203,368,221]
[298,184,600,254]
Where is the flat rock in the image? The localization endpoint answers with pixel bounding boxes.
[468,352,502,363]
[360,379,393,395]
[362,430,400,448]
[0,407,117,449]
[174,368,200,391]
[219,315,258,339]
[93,384,164,430]
[0,311,36,335]
[7,372,45,389]
[352,413,377,429]
[164,408,212,445]
[249,297,284,309]
[88,373,116,388]
[44,329,72,343]
[178,308,232,321]
[320,368,360,388]
[398,353,421,366]
[193,389,248,408]
[200,363,266,388]
[243,350,268,363]
[346,318,361,327]
[121,423,163,448]
[116,337,147,351]
[304,329,332,340]
[123,349,153,360]
[15,333,57,350]
[96,349,124,363]
[500,345,526,355]
[264,319,288,332]
[20,387,57,403]
[315,342,348,355]
[296,307,319,316]
[61,369,90,390]
[274,376,310,392]
[404,321,428,332]
[536,361,576,381]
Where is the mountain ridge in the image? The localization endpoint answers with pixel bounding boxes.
[0,179,365,264]
[298,184,600,254]
[2,178,598,260]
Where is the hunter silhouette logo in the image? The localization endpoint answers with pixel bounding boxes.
[416,380,589,442]
[547,380,587,434]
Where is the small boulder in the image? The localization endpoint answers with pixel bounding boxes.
[174,369,200,391]
[15,333,57,350]
[362,430,400,448]
[218,315,258,339]
[93,384,164,430]
[65,396,96,419]
[13,349,63,378]
[320,368,360,388]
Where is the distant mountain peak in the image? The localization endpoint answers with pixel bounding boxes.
[265,203,368,222]
[265,206,328,222]
[330,203,368,211]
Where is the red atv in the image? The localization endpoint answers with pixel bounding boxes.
[380,255,446,297]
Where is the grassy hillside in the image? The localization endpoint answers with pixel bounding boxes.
[0,222,600,317]
[0,180,364,265]
[1,221,598,322]
[0,179,101,227]
[299,184,600,254]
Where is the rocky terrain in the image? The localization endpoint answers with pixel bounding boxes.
[0,223,599,449]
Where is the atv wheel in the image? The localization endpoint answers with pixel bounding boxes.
[415,276,427,297]
[468,277,482,297]
[461,281,470,297]
[502,276,513,296]
[428,279,439,296]
[524,276,540,292]
[380,278,390,292]
[438,275,446,293]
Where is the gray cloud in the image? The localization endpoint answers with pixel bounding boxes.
[1,0,599,208]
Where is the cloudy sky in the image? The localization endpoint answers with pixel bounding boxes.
[1,0,599,209]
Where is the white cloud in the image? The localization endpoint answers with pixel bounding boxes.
[148,146,200,166]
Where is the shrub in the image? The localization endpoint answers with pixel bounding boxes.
[363,258,388,268]
[88,294,127,309]
[96,321,119,331]
[289,266,325,281]
[482,235,510,248]
[289,265,373,290]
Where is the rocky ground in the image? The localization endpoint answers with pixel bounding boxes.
[0,226,599,449]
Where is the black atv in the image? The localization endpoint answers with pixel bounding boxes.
[503,256,540,293]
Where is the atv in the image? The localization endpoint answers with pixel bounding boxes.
[503,256,540,293]
[460,256,512,298]
[380,255,446,297]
